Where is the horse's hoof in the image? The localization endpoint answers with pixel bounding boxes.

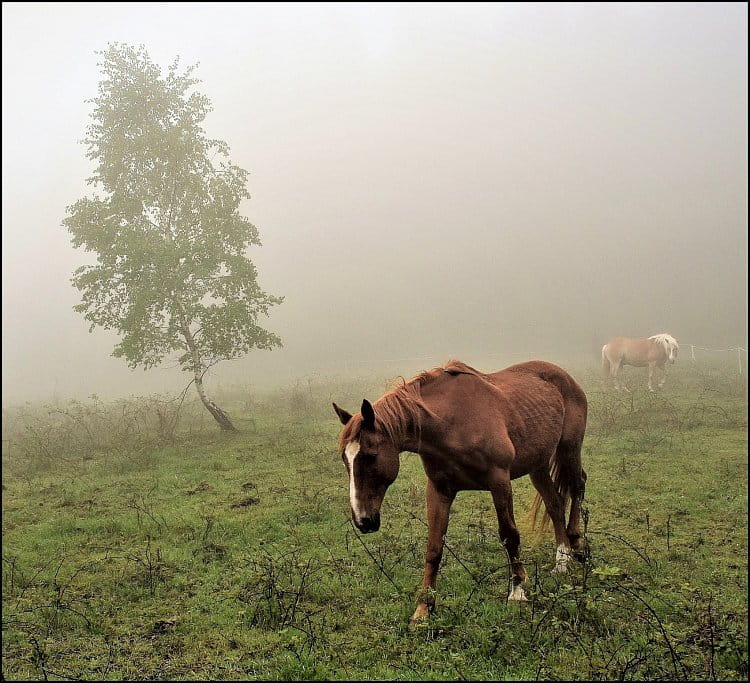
[507,594,528,603]
[409,605,430,627]
[507,584,528,602]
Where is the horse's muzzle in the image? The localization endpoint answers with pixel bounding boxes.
[355,513,380,533]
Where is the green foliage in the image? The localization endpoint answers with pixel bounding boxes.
[63,43,282,373]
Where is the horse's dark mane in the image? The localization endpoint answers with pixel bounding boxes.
[338,360,479,449]
[373,368,437,446]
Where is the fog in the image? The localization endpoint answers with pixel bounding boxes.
[2,2,747,404]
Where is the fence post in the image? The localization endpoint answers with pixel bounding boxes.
[691,344,695,362]
[738,347,743,375]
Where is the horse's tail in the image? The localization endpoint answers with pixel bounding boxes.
[530,438,587,531]
[529,490,549,531]
[530,377,588,534]
[529,446,567,531]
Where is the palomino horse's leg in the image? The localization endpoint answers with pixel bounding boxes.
[529,469,574,573]
[647,362,657,392]
[410,478,456,625]
[489,471,528,601]
[611,360,625,391]
[657,363,667,389]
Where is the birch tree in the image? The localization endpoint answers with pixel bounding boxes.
[64,43,283,431]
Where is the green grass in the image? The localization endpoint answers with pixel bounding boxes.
[2,364,748,680]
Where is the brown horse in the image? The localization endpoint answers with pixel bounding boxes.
[602,333,679,392]
[332,359,588,625]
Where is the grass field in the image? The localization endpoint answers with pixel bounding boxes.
[2,361,748,680]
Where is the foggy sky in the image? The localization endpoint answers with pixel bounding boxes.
[2,2,747,404]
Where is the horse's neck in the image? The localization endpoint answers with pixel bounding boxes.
[392,388,447,455]
[648,339,667,360]
[399,422,433,455]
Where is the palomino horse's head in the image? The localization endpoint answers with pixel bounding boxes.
[332,399,400,533]
[649,333,679,364]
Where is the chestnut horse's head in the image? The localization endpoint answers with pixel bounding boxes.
[332,399,400,533]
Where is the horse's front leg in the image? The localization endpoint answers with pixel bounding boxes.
[611,361,627,391]
[648,362,656,392]
[658,363,667,388]
[410,479,455,626]
[490,470,528,602]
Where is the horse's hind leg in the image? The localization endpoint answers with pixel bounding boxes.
[602,350,612,389]
[611,360,626,391]
[529,469,574,573]
[410,478,456,626]
[489,471,528,601]
[565,466,587,561]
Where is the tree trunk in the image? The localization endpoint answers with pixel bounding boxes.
[181,324,237,432]
[194,372,237,432]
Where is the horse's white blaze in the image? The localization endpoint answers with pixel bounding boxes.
[345,441,362,521]
[553,543,572,573]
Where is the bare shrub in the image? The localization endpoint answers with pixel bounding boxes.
[2,393,209,474]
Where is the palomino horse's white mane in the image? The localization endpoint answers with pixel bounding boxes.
[648,333,679,357]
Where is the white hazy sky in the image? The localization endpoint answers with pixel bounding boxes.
[2,2,748,403]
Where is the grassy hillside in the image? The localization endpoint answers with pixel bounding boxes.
[2,362,747,680]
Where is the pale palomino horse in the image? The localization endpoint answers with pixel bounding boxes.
[602,333,679,392]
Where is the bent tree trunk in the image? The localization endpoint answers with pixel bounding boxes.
[193,372,236,431]
[182,324,237,432]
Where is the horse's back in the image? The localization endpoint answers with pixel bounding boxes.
[605,337,638,355]
[443,359,581,414]
[490,360,587,437]
[437,358,587,436]
[492,360,586,405]
[605,337,661,366]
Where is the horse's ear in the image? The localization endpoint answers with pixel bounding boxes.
[332,402,353,426]
[361,399,376,429]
